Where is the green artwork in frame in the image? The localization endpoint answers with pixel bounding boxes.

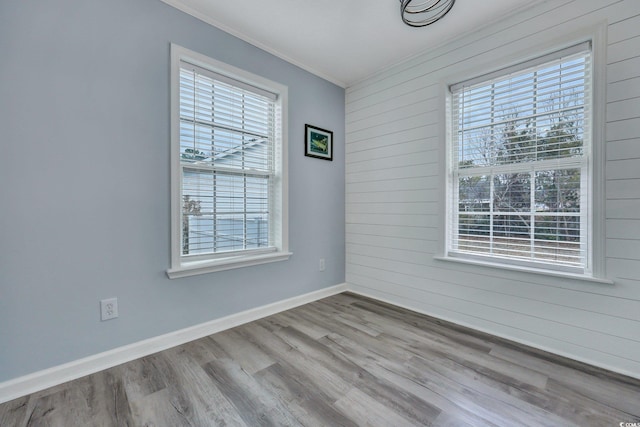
[305,124,333,161]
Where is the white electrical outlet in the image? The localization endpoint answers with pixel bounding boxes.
[100,298,118,321]
[319,258,326,272]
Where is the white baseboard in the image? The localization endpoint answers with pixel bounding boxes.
[0,283,347,404]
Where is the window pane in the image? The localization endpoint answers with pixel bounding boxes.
[213,215,243,252]
[535,169,580,213]
[534,215,581,265]
[457,214,490,252]
[182,170,213,255]
[493,173,531,212]
[182,168,269,255]
[455,52,587,168]
[458,175,491,212]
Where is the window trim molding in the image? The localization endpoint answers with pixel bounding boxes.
[167,44,290,278]
[437,22,608,283]
[433,255,614,285]
[167,251,293,279]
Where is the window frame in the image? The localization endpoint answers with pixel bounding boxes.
[167,44,290,279]
[439,29,609,283]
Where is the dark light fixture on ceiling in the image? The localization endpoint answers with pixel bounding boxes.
[400,0,455,27]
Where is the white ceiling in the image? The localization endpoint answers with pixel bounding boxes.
[162,0,547,87]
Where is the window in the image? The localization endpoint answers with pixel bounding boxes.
[447,42,593,275]
[168,45,290,278]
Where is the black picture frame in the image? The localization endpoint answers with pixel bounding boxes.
[305,124,333,161]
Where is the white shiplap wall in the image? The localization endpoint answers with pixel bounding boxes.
[346,0,640,378]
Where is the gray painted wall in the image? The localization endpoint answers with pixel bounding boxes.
[0,0,345,382]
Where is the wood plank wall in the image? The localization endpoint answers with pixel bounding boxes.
[345,0,640,378]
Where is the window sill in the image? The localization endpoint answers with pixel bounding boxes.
[433,255,614,285]
[167,251,292,279]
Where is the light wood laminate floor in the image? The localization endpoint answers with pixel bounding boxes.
[1,292,639,426]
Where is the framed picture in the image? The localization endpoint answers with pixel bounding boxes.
[305,124,333,161]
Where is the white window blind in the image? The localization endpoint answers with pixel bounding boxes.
[179,61,276,258]
[449,42,592,273]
